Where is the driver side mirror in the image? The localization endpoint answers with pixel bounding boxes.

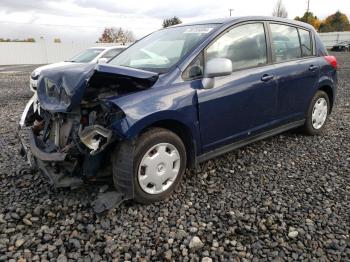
[202,58,232,89]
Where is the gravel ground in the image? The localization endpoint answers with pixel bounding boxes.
[0,53,349,261]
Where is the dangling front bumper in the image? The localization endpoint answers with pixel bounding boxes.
[18,93,85,187]
[19,93,39,128]
[17,125,84,188]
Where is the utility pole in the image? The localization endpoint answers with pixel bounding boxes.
[229,8,234,17]
[306,0,310,23]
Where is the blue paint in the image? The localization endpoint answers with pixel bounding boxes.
[36,16,337,160]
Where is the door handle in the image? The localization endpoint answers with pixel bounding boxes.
[309,65,319,71]
[261,74,274,82]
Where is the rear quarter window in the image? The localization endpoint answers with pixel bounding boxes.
[315,34,328,56]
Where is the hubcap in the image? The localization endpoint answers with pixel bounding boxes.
[312,97,328,129]
[138,143,181,194]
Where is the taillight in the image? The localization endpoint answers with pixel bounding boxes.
[324,56,337,69]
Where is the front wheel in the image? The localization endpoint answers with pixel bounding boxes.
[114,128,187,204]
[302,90,330,135]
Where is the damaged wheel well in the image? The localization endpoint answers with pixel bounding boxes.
[141,120,196,169]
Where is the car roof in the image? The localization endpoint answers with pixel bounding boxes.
[174,16,314,30]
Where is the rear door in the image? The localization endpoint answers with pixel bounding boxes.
[269,23,320,123]
[194,22,278,152]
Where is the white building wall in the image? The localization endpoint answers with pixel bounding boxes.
[0,39,118,65]
[318,32,350,48]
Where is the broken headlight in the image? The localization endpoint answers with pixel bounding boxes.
[44,78,71,107]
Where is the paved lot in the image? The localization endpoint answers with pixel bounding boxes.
[0,53,349,261]
[0,65,44,74]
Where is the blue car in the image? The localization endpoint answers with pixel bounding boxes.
[19,16,337,204]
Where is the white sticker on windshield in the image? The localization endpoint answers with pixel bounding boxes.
[184,27,213,34]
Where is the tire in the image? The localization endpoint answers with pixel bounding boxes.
[302,90,330,135]
[115,128,187,204]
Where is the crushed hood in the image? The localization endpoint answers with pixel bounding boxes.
[37,63,159,112]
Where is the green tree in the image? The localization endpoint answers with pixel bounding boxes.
[295,12,320,30]
[162,16,182,28]
[319,11,350,32]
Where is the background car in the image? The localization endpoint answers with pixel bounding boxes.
[29,45,127,91]
[331,40,350,52]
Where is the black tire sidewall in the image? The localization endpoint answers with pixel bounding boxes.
[133,128,187,204]
[304,90,330,135]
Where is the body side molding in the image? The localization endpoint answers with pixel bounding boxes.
[196,119,305,164]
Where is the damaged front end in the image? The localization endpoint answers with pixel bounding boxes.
[18,63,158,189]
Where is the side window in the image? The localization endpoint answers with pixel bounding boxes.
[298,28,312,57]
[205,23,267,71]
[101,48,123,59]
[270,24,301,62]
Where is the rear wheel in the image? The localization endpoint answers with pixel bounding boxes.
[302,90,330,135]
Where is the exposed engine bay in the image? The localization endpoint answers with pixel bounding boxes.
[19,63,158,188]
[23,100,120,180]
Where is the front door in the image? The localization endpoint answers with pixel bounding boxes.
[195,22,278,152]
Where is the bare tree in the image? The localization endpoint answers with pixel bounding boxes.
[116,28,135,45]
[98,27,135,45]
[272,0,288,18]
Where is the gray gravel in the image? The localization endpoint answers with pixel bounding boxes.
[0,53,349,261]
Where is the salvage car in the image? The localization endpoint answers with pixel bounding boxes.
[19,16,337,204]
[29,46,127,92]
[331,40,350,52]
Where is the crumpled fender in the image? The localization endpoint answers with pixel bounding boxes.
[107,83,199,141]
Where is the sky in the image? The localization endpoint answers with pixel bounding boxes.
[0,0,349,43]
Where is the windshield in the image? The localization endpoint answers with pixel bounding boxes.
[109,24,219,73]
[68,48,104,63]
